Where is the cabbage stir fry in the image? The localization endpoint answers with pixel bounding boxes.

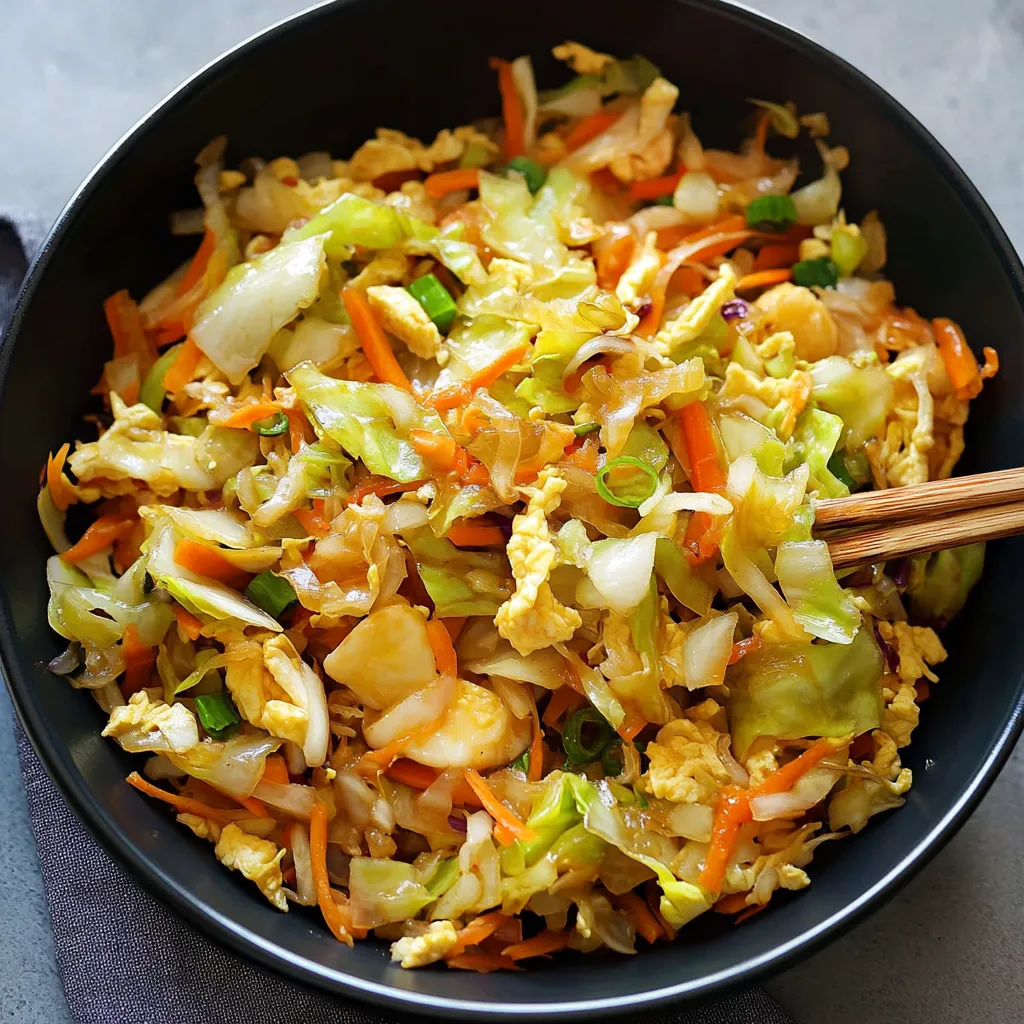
[42,42,998,970]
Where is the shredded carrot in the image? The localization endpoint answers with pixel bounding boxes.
[491,58,526,159]
[61,515,134,564]
[342,287,414,392]
[469,342,530,392]
[424,168,480,199]
[172,538,251,590]
[617,709,647,742]
[590,167,622,195]
[713,892,750,915]
[932,317,985,399]
[462,459,491,486]
[293,507,331,539]
[542,685,586,730]
[426,618,458,676]
[310,801,360,944]
[736,268,793,291]
[612,891,663,943]
[596,235,636,291]
[385,759,482,808]
[262,754,290,786]
[46,443,77,512]
[120,623,156,696]
[670,266,705,297]
[628,171,684,200]
[677,401,727,563]
[463,769,537,845]
[284,407,312,454]
[219,401,282,430]
[728,636,762,664]
[237,795,271,819]
[126,771,236,822]
[103,290,154,364]
[176,226,218,297]
[752,242,800,272]
[447,951,522,972]
[446,524,506,547]
[751,737,836,798]
[527,694,544,783]
[503,930,571,960]
[346,476,426,506]
[564,110,620,151]
[409,428,459,470]
[451,911,512,955]
[162,338,203,395]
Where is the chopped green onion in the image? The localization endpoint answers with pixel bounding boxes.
[406,273,458,334]
[253,411,290,437]
[244,571,297,619]
[459,142,494,170]
[563,708,616,766]
[830,226,869,277]
[652,194,676,207]
[506,156,547,195]
[744,194,797,233]
[792,257,839,288]
[194,691,240,739]
[573,422,601,437]
[827,452,856,491]
[601,750,624,776]
[139,347,182,413]
[510,750,530,774]
[595,455,659,508]
[425,856,460,898]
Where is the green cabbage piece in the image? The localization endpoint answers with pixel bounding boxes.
[165,732,280,800]
[775,539,860,643]
[287,362,447,482]
[284,192,433,256]
[514,330,583,414]
[403,527,509,616]
[145,524,282,632]
[443,314,535,383]
[654,538,714,616]
[620,421,669,472]
[907,543,985,627]
[191,234,328,384]
[790,409,850,498]
[539,55,661,115]
[810,356,893,449]
[727,625,883,758]
[347,857,434,928]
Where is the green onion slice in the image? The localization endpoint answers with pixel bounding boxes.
[194,691,240,739]
[139,346,182,413]
[595,455,659,508]
[244,571,297,619]
[510,750,530,774]
[562,708,616,766]
[791,257,839,288]
[744,194,797,233]
[506,156,547,195]
[253,411,290,437]
[573,422,601,437]
[406,273,458,334]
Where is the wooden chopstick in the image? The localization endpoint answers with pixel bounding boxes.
[823,499,1024,569]
[813,467,1024,531]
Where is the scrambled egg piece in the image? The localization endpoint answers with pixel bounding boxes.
[68,394,257,496]
[876,621,947,685]
[744,746,780,787]
[495,469,582,655]
[391,920,459,968]
[754,283,838,362]
[102,690,199,753]
[744,822,828,906]
[177,813,220,842]
[930,392,969,481]
[348,128,464,181]
[366,285,444,361]
[223,638,307,748]
[609,78,678,183]
[214,823,287,911]
[552,41,615,74]
[718,361,812,440]
[653,264,737,356]
[881,684,920,748]
[348,254,409,291]
[828,758,912,834]
[600,610,650,689]
[615,231,661,310]
[644,717,734,804]
[867,344,935,488]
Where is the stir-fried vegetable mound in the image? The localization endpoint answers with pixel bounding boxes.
[41,41,997,969]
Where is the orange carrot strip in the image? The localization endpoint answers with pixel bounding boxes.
[385,759,483,808]
[464,769,537,845]
[503,930,572,960]
[46,443,77,512]
[749,737,837,799]
[61,516,134,564]
[713,892,750,915]
[728,636,762,664]
[126,772,236,822]
[262,754,290,786]
[447,951,522,973]
[238,795,271,819]
[162,338,203,395]
[310,801,360,944]
[446,524,506,547]
[628,172,683,200]
[596,235,636,291]
[346,477,426,506]
[542,686,586,730]
[677,401,727,563]
[219,401,282,430]
[617,709,647,742]
[284,408,312,455]
[176,226,217,297]
[174,604,204,641]
[736,268,793,291]
[172,538,251,590]
[933,317,983,399]
[359,710,448,771]
[341,287,413,393]
[121,623,156,696]
[451,911,512,956]
[612,892,663,943]
[670,266,705,297]
[292,507,330,539]
[426,618,458,677]
[468,342,530,392]
[590,167,622,195]
[424,168,480,199]
[564,110,620,151]
[491,58,526,159]
[103,290,154,363]
[752,242,800,272]
[527,696,544,783]
[409,428,459,470]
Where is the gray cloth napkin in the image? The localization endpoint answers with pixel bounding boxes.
[2,214,792,1024]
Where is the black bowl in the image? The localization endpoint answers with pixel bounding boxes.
[3,0,1023,1017]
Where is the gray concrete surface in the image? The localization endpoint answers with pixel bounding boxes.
[1,1,1023,1022]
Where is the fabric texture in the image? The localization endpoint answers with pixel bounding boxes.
[1,213,792,1024]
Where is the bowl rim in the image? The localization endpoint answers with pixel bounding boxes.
[3,0,1024,1017]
